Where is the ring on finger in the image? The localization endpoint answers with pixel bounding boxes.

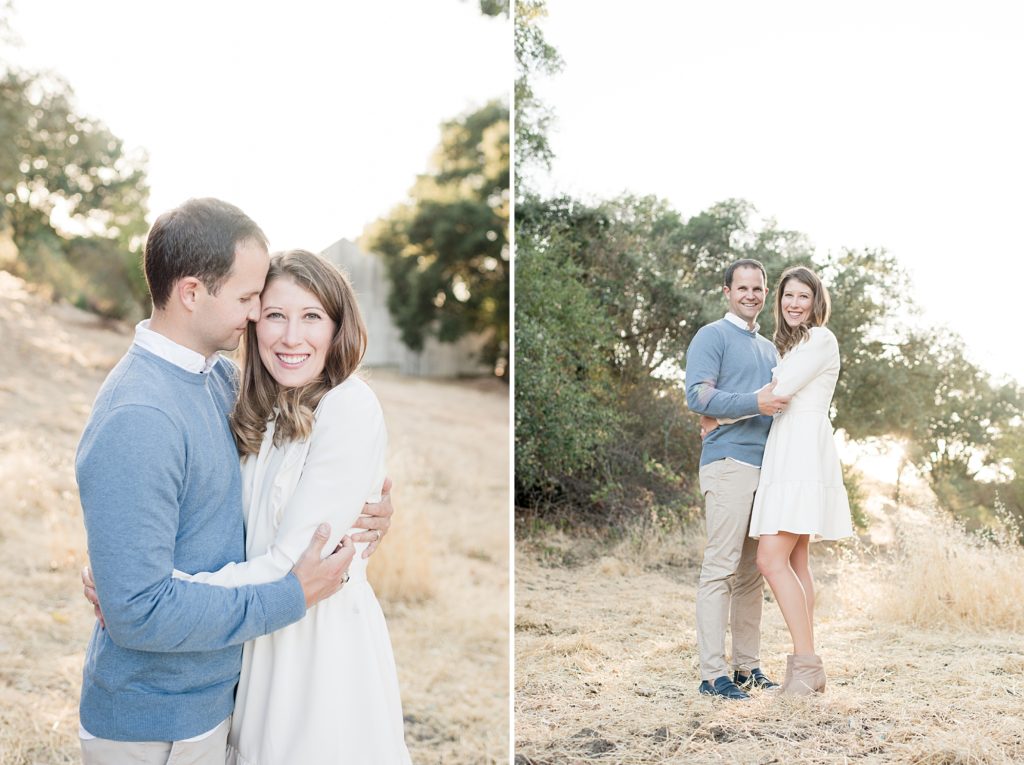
[373,529,382,543]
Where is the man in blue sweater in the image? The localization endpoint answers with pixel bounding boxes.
[76,198,393,763]
[684,259,791,700]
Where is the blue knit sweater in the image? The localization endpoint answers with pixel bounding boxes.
[76,346,306,741]
[684,318,778,467]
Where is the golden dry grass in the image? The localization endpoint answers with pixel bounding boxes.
[872,505,1024,634]
[515,477,1024,764]
[367,371,510,763]
[0,271,509,764]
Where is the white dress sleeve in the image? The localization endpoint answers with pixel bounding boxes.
[716,413,753,425]
[771,327,839,397]
[175,379,387,587]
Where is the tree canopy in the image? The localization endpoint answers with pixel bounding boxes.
[514,0,562,179]
[1,56,150,318]
[363,101,510,376]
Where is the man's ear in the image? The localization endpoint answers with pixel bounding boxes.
[176,277,203,313]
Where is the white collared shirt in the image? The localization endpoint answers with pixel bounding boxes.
[79,318,227,742]
[723,311,759,334]
[133,319,221,374]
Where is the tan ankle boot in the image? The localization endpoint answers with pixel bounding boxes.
[783,654,826,695]
[780,655,795,692]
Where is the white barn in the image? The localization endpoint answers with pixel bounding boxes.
[320,238,492,378]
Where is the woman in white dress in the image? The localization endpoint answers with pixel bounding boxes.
[705,266,852,695]
[177,249,411,763]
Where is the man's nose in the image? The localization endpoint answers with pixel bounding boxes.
[248,298,261,323]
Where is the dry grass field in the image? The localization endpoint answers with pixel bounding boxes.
[515,469,1024,764]
[0,270,509,764]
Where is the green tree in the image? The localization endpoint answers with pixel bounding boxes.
[1,63,150,318]
[514,0,562,178]
[363,101,509,375]
[898,332,1021,481]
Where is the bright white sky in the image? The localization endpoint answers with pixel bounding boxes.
[534,0,1024,383]
[8,0,509,251]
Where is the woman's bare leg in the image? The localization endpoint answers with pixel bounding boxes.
[789,534,814,646]
[757,532,814,655]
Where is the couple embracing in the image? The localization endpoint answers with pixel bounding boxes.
[76,198,412,763]
[686,258,853,699]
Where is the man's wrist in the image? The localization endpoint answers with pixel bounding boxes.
[742,391,761,416]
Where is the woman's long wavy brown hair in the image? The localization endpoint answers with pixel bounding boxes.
[231,249,368,456]
[772,266,831,357]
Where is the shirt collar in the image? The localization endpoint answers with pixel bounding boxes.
[133,320,221,375]
[724,311,759,334]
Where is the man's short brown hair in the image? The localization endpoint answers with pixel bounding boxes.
[144,198,268,309]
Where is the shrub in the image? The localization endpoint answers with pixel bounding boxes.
[514,233,619,494]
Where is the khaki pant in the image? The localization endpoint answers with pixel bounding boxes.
[80,717,230,765]
[696,459,763,681]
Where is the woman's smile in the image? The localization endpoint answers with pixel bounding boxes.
[275,353,311,367]
[256,277,337,388]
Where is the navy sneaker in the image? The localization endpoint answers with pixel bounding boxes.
[733,667,779,691]
[698,675,750,700]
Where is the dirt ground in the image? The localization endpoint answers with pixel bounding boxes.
[0,270,510,764]
[515,469,1024,764]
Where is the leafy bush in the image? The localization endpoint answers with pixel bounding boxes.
[514,232,618,493]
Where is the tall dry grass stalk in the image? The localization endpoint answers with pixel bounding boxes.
[366,457,435,604]
[874,504,1024,632]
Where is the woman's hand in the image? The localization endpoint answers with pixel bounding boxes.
[699,415,719,440]
[350,477,393,559]
[81,565,106,628]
